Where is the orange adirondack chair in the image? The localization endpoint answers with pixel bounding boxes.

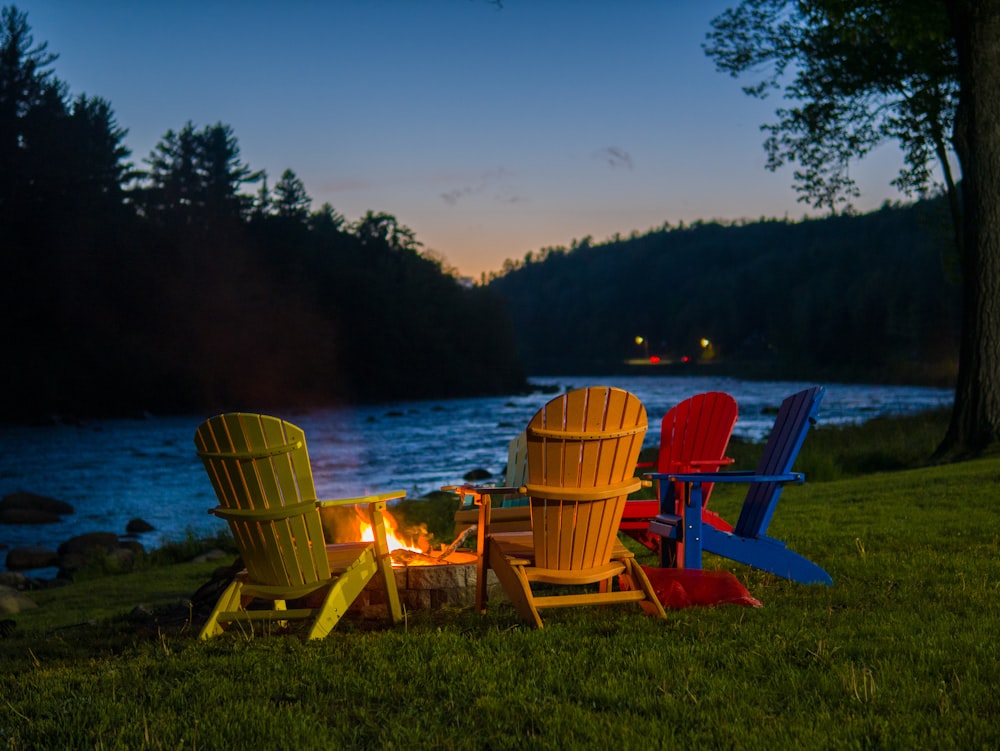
[620,391,739,563]
[479,386,666,627]
[195,413,403,639]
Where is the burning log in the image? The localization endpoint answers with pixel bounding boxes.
[437,524,477,560]
[390,549,449,566]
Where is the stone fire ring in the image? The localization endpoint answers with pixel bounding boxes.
[349,551,501,618]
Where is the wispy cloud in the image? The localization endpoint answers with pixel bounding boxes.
[594,146,634,170]
[317,177,377,193]
[440,167,514,206]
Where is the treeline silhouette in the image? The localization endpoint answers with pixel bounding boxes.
[0,7,525,421]
[487,198,960,385]
[1,6,960,424]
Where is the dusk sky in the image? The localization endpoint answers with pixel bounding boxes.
[17,1,914,279]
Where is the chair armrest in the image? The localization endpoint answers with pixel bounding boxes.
[638,456,736,475]
[645,471,804,484]
[442,484,525,504]
[316,489,407,507]
[685,456,736,468]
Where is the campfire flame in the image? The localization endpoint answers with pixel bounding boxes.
[354,507,477,566]
[357,509,423,554]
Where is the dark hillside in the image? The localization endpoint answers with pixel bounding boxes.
[488,199,959,385]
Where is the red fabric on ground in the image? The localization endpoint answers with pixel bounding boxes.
[641,566,762,609]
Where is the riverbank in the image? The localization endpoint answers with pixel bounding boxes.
[559,358,959,390]
[2,446,997,749]
[0,379,953,577]
[1,404,954,587]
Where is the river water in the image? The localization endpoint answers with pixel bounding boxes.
[0,375,952,571]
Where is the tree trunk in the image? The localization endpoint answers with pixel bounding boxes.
[938,0,1000,457]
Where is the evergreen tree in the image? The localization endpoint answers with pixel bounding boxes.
[272,168,311,220]
[139,121,260,227]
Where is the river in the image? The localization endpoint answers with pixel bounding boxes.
[0,375,952,571]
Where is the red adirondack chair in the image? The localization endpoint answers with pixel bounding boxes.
[619,391,738,564]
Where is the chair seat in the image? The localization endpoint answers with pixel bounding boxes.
[491,530,636,562]
[325,542,376,572]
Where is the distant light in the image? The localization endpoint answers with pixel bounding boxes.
[634,336,645,345]
[649,355,661,364]
[700,338,711,348]
[681,356,690,363]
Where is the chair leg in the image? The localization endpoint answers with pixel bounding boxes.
[681,482,705,570]
[488,544,543,628]
[199,579,243,640]
[308,550,379,639]
[378,551,403,624]
[475,537,490,613]
[622,559,667,618]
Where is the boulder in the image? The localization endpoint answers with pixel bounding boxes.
[0,571,28,588]
[0,491,74,516]
[0,507,63,524]
[0,585,37,615]
[463,468,493,481]
[105,547,137,570]
[55,532,145,575]
[119,540,145,555]
[57,532,121,572]
[5,546,60,571]
[126,518,155,534]
[58,532,121,558]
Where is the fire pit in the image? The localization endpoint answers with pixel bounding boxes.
[337,507,498,618]
[349,550,483,618]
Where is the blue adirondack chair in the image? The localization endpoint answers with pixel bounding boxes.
[647,386,832,585]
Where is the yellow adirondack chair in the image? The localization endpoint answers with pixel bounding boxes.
[480,386,667,627]
[195,413,403,640]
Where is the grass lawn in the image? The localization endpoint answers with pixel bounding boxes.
[2,421,999,749]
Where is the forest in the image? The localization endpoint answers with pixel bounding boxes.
[0,7,526,422]
[486,197,960,386]
[1,6,961,423]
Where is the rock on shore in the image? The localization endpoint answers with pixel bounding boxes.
[0,491,75,524]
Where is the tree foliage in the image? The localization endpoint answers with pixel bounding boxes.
[705,0,959,215]
[0,6,526,420]
[705,0,1000,457]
